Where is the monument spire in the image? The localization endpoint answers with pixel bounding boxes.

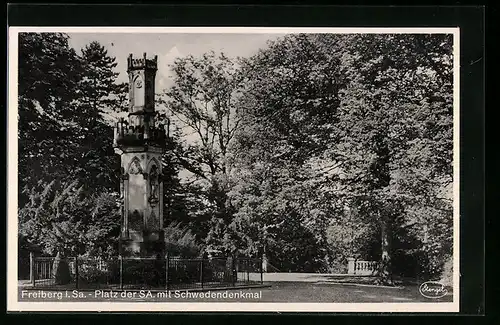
[114,53,166,257]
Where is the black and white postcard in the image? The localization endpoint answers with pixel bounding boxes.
[8,27,460,312]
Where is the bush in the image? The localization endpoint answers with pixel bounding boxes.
[327,257,348,274]
[79,262,109,284]
[168,262,199,284]
[391,251,421,278]
[123,260,165,287]
[164,222,201,258]
[201,265,218,283]
[440,256,453,286]
[52,255,72,284]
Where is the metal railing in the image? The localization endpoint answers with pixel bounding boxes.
[26,253,263,290]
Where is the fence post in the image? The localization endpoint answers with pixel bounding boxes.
[165,253,169,291]
[200,258,204,289]
[231,256,236,287]
[347,257,356,275]
[30,252,35,287]
[246,259,250,283]
[119,255,123,290]
[260,255,263,284]
[75,257,79,289]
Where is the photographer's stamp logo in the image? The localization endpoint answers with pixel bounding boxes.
[419,281,448,299]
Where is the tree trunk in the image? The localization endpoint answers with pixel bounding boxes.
[379,214,393,285]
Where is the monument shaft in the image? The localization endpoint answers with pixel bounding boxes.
[113,53,166,257]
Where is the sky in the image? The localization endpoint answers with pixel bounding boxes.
[67,33,286,92]
[66,32,287,181]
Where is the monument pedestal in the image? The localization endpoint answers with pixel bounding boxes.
[120,230,165,257]
[114,53,167,259]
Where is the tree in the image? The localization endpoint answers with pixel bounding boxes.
[162,51,244,253]
[18,34,125,259]
[19,179,120,258]
[229,34,349,269]
[74,41,127,191]
[230,33,453,281]
[237,34,346,165]
[78,41,125,127]
[18,33,84,205]
[333,34,454,282]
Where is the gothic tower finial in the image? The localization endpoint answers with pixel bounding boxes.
[113,53,166,257]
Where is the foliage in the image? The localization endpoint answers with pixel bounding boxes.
[164,222,201,257]
[229,33,454,279]
[122,260,166,287]
[325,207,380,273]
[18,35,124,199]
[440,255,453,286]
[18,34,125,259]
[18,179,120,257]
[227,34,347,271]
[168,262,200,285]
[17,32,454,281]
[78,260,111,284]
[162,52,244,251]
[332,34,453,281]
[18,33,83,205]
[73,41,127,191]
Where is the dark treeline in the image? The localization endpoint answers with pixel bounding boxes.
[18,33,453,284]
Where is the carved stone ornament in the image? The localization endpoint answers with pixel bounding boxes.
[148,195,159,207]
[147,210,157,229]
[129,158,143,174]
[148,165,160,206]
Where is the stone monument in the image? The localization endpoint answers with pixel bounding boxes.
[113,53,166,257]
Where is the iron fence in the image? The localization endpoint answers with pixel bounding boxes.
[25,254,263,290]
[18,257,31,280]
[28,256,78,289]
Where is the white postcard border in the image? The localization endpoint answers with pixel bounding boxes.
[7,26,460,313]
